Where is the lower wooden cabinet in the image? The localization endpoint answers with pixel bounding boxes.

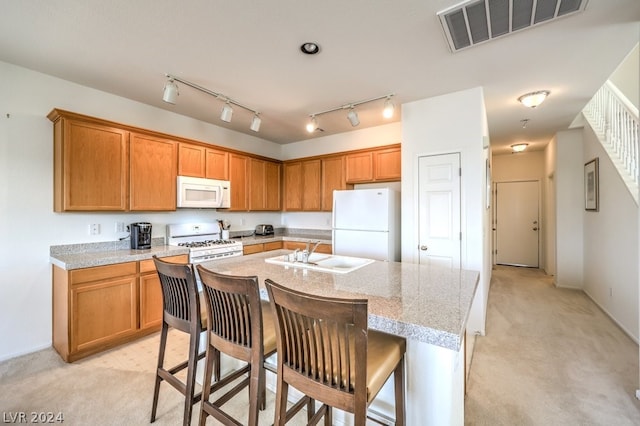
[52,254,188,362]
[243,240,283,255]
[283,241,332,254]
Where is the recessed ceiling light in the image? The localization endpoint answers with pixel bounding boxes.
[300,42,320,55]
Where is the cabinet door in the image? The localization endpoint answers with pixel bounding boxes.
[264,161,281,210]
[130,133,177,211]
[302,160,321,211]
[178,143,206,177]
[139,254,188,330]
[249,158,266,210]
[374,147,401,181]
[139,273,162,330]
[71,276,138,353]
[205,148,229,180]
[345,151,374,183]
[321,156,346,211]
[229,154,249,211]
[56,119,129,211]
[283,162,303,211]
[264,241,284,251]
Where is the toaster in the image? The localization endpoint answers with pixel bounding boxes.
[255,224,274,235]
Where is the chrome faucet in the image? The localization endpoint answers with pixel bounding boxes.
[305,240,322,261]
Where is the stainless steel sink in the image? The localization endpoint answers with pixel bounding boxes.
[264,253,375,274]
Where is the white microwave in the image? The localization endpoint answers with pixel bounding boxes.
[176,176,231,209]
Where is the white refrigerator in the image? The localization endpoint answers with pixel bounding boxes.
[332,188,400,261]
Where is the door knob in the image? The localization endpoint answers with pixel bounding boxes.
[533,227,538,231]
[419,245,428,251]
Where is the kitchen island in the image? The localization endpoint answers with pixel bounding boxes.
[199,250,479,426]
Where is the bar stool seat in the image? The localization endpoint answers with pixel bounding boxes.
[150,256,219,426]
[265,278,406,426]
[196,265,277,426]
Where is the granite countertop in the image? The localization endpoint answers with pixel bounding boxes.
[49,230,331,270]
[198,250,479,352]
[50,244,190,270]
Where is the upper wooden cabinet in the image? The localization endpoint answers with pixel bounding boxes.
[49,111,129,211]
[345,145,401,183]
[321,156,347,211]
[228,153,249,211]
[129,133,177,211]
[283,159,321,211]
[249,158,281,211]
[178,142,229,180]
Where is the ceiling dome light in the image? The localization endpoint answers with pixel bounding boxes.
[383,97,395,119]
[162,79,179,104]
[511,143,529,153]
[220,102,233,123]
[347,108,360,127]
[300,42,320,55]
[250,114,261,132]
[306,116,318,133]
[517,90,550,108]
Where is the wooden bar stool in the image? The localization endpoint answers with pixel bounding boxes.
[265,278,406,426]
[150,256,219,426]
[196,265,277,426]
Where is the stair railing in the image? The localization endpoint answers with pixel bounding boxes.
[583,80,639,201]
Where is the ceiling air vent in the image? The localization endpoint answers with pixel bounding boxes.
[438,0,588,52]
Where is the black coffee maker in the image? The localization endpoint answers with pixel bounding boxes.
[130,222,152,249]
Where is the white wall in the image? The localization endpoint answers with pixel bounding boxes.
[544,140,557,276]
[553,129,585,288]
[582,123,639,341]
[401,87,490,335]
[492,151,547,269]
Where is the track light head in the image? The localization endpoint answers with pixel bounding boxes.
[306,116,318,133]
[383,97,395,118]
[250,114,261,132]
[220,103,233,123]
[162,79,179,104]
[347,108,359,127]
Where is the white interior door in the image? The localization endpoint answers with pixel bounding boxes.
[418,153,461,268]
[496,180,540,267]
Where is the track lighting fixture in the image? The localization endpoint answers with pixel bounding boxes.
[347,108,360,127]
[220,102,233,123]
[306,116,318,133]
[162,79,179,104]
[305,93,395,133]
[162,74,261,132]
[250,114,261,132]
[383,96,395,118]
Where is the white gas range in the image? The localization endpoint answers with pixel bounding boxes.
[166,223,243,264]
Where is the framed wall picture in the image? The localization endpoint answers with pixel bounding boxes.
[584,158,599,211]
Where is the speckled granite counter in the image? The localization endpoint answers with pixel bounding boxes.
[50,239,189,270]
[230,229,332,246]
[199,249,479,352]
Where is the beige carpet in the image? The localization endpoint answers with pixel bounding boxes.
[465,265,640,425]
[2,265,639,425]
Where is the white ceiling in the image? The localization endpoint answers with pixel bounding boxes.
[1,1,638,154]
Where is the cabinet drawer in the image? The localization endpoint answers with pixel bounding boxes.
[139,254,188,273]
[264,241,283,251]
[243,244,264,255]
[70,262,137,284]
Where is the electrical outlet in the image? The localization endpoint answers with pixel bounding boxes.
[240,218,246,226]
[89,223,100,235]
[115,222,125,232]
